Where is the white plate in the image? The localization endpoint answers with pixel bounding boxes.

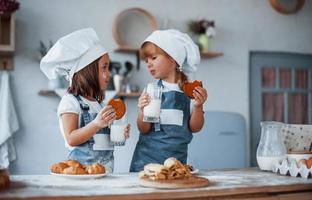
[191,168,199,174]
[51,172,107,179]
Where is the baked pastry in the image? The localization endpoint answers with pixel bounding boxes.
[50,160,89,175]
[50,162,69,173]
[184,164,194,172]
[62,166,87,175]
[63,160,83,168]
[182,80,202,99]
[108,98,126,120]
[164,157,192,179]
[140,157,193,181]
[143,163,169,180]
[85,163,105,174]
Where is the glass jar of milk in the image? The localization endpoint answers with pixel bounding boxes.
[143,83,162,123]
[257,121,286,171]
[110,114,127,146]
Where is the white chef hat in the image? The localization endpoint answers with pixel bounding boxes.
[40,28,107,85]
[143,29,200,73]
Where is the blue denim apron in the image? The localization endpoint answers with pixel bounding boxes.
[130,80,192,172]
[68,95,114,173]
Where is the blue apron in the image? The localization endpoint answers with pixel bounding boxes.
[130,80,192,172]
[68,95,114,172]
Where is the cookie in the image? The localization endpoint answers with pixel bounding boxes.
[182,80,203,99]
[108,98,126,120]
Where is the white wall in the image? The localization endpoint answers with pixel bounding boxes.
[8,0,312,174]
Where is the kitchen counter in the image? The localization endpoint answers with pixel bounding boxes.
[1,168,312,200]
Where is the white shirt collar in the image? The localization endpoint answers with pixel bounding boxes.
[161,80,182,92]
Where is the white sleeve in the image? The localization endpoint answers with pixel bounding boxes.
[57,94,80,117]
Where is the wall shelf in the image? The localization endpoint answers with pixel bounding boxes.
[39,89,141,99]
[117,91,141,98]
[0,13,15,70]
[114,46,141,70]
[200,51,223,58]
[114,46,140,54]
[115,47,223,59]
[38,90,57,96]
[0,14,15,53]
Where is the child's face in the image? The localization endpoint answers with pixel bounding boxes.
[98,54,110,90]
[143,44,176,81]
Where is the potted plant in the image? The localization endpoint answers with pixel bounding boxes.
[0,0,19,15]
[188,19,216,53]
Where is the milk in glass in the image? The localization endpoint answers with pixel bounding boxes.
[143,83,162,123]
[110,114,127,146]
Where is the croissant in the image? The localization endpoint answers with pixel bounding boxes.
[62,166,87,175]
[63,160,83,168]
[50,162,69,174]
[85,163,105,174]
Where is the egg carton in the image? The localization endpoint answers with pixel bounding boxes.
[272,159,312,179]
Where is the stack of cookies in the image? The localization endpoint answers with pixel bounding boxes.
[139,157,192,180]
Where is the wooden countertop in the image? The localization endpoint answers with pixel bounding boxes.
[1,168,312,200]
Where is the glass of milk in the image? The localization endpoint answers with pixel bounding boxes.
[256,121,286,171]
[110,114,127,146]
[143,83,162,123]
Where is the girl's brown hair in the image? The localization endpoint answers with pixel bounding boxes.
[141,42,188,90]
[68,57,104,102]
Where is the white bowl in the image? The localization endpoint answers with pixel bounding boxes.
[286,153,312,162]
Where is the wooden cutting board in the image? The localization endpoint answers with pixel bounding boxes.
[139,176,209,189]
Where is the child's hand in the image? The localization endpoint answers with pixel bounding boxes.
[137,92,150,110]
[193,86,208,108]
[93,106,116,128]
[124,124,131,139]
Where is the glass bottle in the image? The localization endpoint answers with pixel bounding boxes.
[256,121,286,171]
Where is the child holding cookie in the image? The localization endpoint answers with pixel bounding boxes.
[130,29,208,172]
[40,28,130,173]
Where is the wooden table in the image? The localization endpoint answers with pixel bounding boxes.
[1,168,312,200]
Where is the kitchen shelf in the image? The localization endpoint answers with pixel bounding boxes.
[117,91,141,98]
[39,89,141,98]
[0,13,15,70]
[115,47,223,59]
[114,46,141,70]
[38,89,57,96]
[0,14,15,53]
[200,51,223,58]
[114,46,140,54]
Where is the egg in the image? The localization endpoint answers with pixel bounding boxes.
[297,159,307,167]
[307,157,312,169]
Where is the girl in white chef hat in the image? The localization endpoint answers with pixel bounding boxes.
[130,29,208,172]
[40,28,130,173]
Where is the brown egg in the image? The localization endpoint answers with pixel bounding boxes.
[297,159,307,167]
[307,157,312,169]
